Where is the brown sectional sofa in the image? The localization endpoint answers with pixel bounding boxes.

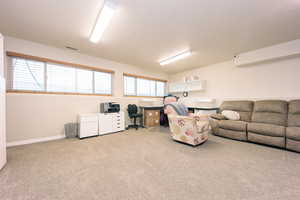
[286,100,300,152]
[213,99,300,152]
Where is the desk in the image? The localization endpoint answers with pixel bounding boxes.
[188,107,219,115]
[139,106,163,127]
[139,106,219,127]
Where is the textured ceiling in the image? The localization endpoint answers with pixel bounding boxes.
[0,0,300,73]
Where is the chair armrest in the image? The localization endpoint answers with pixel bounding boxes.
[168,115,195,128]
[168,115,193,121]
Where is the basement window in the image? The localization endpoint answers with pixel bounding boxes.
[123,73,167,97]
[7,55,113,96]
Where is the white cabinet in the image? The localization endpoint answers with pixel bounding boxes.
[98,113,113,135]
[78,114,99,139]
[78,112,125,139]
[98,112,125,135]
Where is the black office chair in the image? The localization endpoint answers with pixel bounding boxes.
[127,104,143,130]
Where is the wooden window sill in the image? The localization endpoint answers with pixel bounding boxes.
[124,95,163,98]
[7,90,112,97]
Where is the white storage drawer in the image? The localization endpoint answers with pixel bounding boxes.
[99,112,125,135]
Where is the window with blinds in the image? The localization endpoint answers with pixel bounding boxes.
[123,75,166,97]
[94,71,112,94]
[8,57,113,95]
[156,81,166,97]
[10,58,45,91]
[124,76,136,96]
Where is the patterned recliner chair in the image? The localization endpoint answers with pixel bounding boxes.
[165,103,210,146]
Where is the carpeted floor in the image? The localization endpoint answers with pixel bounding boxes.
[1,127,300,200]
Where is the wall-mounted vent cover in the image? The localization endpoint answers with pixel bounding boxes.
[65,46,79,51]
[234,39,300,66]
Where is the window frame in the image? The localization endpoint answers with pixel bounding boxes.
[6,52,114,96]
[123,73,167,98]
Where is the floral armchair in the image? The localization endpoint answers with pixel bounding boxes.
[165,104,210,146]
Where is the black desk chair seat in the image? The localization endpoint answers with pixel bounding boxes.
[127,104,143,130]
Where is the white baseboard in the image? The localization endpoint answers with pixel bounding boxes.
[7,135,66,147]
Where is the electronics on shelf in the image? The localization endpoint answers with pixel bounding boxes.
[100,102,120,113]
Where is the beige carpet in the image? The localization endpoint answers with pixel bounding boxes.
[1,127,300,200]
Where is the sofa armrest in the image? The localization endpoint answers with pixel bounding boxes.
[210,113,227,120]
[209,118,219,134]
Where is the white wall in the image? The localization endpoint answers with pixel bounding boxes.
[4,36,168,143]
[0,33,3,77]
[0,33,7,169]
[169,56,300,105]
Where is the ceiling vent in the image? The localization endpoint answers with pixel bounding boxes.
[65,46,79,51]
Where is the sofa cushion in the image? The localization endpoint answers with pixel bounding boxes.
[288,114,300,127]
[220,101,254,122]
[288,100,300,114]
[252,100,288,126]
[286,127,300,141]
[218,120,247,132]
[252,112,287,126]
[217,128,247,141]
[248,122,285,137]
[221,110,240,120]
[220,101,253,112]
[253,100,288,114]
[248,132,285,148]
[288,100,300,127]
[286,139,300,152]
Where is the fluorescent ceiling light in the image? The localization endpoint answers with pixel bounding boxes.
[89,1,117,43]
[159,50,192,66]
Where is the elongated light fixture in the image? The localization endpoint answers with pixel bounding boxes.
[159,50,192,66]
[89,0,117,43]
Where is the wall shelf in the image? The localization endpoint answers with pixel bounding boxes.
[169,80,206,93]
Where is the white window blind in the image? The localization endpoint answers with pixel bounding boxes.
[77,69,93,94]
[124,75,166,97]
[156,81,165,97]
[10,58,45,91]
[124,76,136,95]
[47,64,76,93]
[149,80,156,96]
[137,78,149,96]
[94,71,112,94]
[8,57,112,95]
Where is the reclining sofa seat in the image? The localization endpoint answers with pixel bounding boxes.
[286,100,300,152]
[215,101,254,141]
[247,100,288,148]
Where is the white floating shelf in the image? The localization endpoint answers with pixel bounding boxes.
[169,80,206,93]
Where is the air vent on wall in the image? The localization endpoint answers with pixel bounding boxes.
[65,46,79,51]
[234,39,300,66]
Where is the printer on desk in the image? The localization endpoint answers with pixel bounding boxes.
[100,102,120,113]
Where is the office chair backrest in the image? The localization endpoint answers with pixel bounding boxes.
[127,104,138,116]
